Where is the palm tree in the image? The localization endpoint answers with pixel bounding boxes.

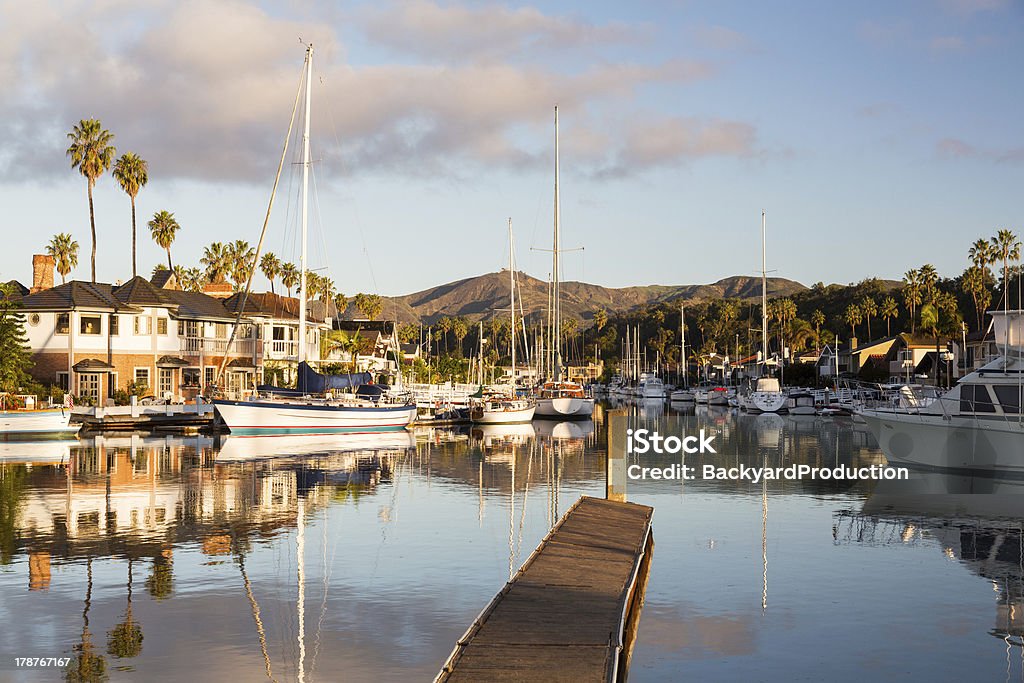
[991,229,1021,303]
[201,242,231,284]
[106,558,143,660]
[259,253,281,294]
[903,269,922,334]
[353,293,383,321]
[66,118,116,282]
[333,292,348,318]
[969,238,994,271]
[227,240,255,290]
[918,263,939,305]
[859,297,877,340]
[147,210,180,273]
[880,296,898,336]
[810,309,825,340]
[46,233,79,284]
[843,303,862,340]
[593,308,608,333]
[961,266,988,331]
[112,152,148,278]
[437,316,452,354]
[280,263,299,297]
[451,317,469,355]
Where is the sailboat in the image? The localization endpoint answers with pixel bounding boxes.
[670,305,695,402]
[534,106,595,420]
[213,45,417,435]
[470,220,537,424]
[740,211,787,414]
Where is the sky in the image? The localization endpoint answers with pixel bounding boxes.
[1,0,1021,297]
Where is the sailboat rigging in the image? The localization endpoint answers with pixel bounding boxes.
[212,45,417,434]
[534,106,595,420]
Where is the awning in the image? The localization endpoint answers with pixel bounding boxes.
[156,355,189,368]
[226,358,256,369]
[72,358,115,373]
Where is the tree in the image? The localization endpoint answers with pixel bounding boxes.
[961,266,990,331]
[810,309,825,340]
[843,303,862,339]
[147,210,180,273]
[66,118,116,283]
[353,293,383,320]
[437,317,452,354]
[66,558,107,682]
[145,552,173,601]
[280,263,299,297]
[969,238,994,271]
[333,292,348,318]
[227,240,255,290]
[0,284,33,392]
[879,296,898,336]
[992,229,1021,303]
[918,263,939,305]
[47,233,80,284]
[112,152,148,278]
[593,308,608,332]
[259,253,281,295]
[201,242,231,284]
[451,317,469,355]
[859,296,877,340]
[902,269,922,334]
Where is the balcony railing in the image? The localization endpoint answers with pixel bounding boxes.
[181,337,257,357]
[263,340,320,361]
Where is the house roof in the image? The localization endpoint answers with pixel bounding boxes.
[162,290,238,322]
[72,358,116,372]
[333,319,395,334]
[849,335,899,356]
[114,276,178,309]
[150,270,176,288]
[19,281,142,312]
[223,292,324,323]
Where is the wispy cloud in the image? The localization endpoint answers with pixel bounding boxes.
[936,137,1024,163]
[690,25,752,51]
[929,35,966,52]
[360,0,648,62]
[937,0,1011,16]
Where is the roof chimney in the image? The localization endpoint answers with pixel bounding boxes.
[30,254,55,293]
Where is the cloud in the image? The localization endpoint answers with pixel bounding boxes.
[594,116,758,179]
[691,25,752,51]
[0,0,736,184]
[929,35,966,52]
[937,0,1011,15]
[936,137,1024,163]
[360,0,647,62]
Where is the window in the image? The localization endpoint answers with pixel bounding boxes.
[134,368,151,391]
[215,323,228,339]
[56,313,70,335]
[960,384,996,413]
[157,317,168,335]
[993,386,1022,414]
[135,316,151,335]
[80,315,101,335]
[110,315,119,335]
[205,367,217,387]
[183,367,200,387]
[55,371,69,391]
[184,321,199,337]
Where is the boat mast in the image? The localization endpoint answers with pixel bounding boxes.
[761,210,768,377]
[552,105,562,383]
[681,304,687,387]
[298,45,313,366]
[509,218,516,386]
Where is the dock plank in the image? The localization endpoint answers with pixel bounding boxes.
[437,495,654,682]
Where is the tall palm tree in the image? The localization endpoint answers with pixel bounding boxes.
[280,263,299,298]
[810,309,825,340]
[333,292,348,318]
[66,119,116,283]
[902,269,922,334]
[593,308,608,332]
[991,229,1021,303]
[918,263,939,305]
[969,238,994,272]
[46,233,79,284]
[227,240,255,289]
[843,303,861,340]
[259,253,281,294]
[201,242,231,284]
[879,296,898,336]
[147,210,180,273]
[859,297,877,340]
[112,152,148,278]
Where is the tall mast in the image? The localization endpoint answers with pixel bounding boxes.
[761,210,767,375]
[552,105,562,382]
[681,303,687,387]
[509,217,516,383]
[298,45,313,365]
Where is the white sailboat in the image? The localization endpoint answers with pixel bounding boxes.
[470,220,536,424]
[535,106,595,420]
[740,211,787,414]
[213,45,416,435]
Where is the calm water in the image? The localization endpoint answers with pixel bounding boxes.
[1,401,1022,682]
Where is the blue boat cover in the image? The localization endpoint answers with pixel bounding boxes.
[256,362,373,395]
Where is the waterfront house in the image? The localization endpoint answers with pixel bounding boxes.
[13,256,263,404]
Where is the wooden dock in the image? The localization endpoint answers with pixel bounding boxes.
[437,496,654,682]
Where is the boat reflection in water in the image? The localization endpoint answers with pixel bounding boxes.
[839,471,1024,646]
[215,431,417,461]
[533,419,595,441]
[0,438,73,464]
[470,423,535,449]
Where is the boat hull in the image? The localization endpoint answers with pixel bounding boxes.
[213,399,417,435]
[534,397,595,419]
[862,410,1024,473]
[742,392,788,414]
[0,409,78,437]
[470,405,536,424]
